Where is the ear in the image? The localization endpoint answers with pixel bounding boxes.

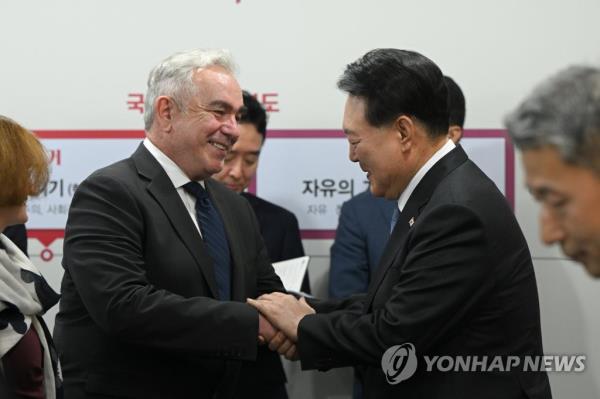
[394,115,416,151]
[155,96,177,132]
[448,125,463,143]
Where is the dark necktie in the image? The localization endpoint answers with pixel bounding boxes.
[183,182,231,300]
[390,206,400,234]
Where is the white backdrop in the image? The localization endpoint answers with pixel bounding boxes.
[2,1,600,397]
[26,131,509,236]
[256,131,509,234]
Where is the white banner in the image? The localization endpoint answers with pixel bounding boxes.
[27,130,512,243]
[255,130,512,237]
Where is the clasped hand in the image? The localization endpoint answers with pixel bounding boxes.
[248,292,315,360]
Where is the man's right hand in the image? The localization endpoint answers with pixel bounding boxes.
[258,313,276,344]
[257,311,298,360]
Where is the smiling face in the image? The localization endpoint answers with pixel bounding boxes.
[156,65,244,181]
[343,96,412,200]
[213,122,263,193]
[522,145,600,277]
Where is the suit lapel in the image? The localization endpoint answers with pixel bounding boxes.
[131,144,220,299]
[364,146,469,311]
[363,210,410,310]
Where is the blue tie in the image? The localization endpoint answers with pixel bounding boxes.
[183,182,231,300]
[390,206,400,234]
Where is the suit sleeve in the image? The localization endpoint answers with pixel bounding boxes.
[328,200,370,298]
[307,294,366,314]
[63,173,260,361]
[299,204,492,370]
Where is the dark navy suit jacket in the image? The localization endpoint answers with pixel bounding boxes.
[329,190,395,299]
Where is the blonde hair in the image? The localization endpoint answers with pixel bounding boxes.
[0,116,49,206]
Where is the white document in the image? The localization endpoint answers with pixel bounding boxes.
[272,256,310,292]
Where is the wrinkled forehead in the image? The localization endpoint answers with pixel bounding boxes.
[521,145,594,197]
[521,147,562,183]
[191,66,243,109]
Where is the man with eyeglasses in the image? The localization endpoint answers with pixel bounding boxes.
[54,49,286,398]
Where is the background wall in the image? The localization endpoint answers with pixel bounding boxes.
[2,1,600,397]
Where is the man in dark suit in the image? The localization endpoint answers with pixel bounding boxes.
[213,91,306,398]
[214,91,306,270]
[328,191,394,299]
[327,190,394,399]
[328,75,468,399]
[54,49,286,398]
[250,49,551,398]
[329,75,466,301]
[506,66,600,278]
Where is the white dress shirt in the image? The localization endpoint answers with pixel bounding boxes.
[143,138,203,236]
[397,139,456,212]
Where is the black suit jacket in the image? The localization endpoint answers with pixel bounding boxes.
[54,144,284,399]
[241,193,310,292]
[298,146,551,398]
[329,190,395,298]
[241,193,305,264]
[234,193,306,399]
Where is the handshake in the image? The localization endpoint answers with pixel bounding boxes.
[247,292,315,361]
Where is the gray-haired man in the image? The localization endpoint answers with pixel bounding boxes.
[506,66,600,278]
[54,49,285,398]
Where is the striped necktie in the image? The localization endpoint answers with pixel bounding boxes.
[183,182,231,300]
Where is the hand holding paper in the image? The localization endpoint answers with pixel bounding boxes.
[271,256,310,292]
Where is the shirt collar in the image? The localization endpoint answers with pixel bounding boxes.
[397,139,455,212]
[143,138,205,188]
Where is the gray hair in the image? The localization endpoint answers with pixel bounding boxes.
[505,65,600,174]
[144,49,237,131]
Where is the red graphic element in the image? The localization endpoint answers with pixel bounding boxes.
[250,92,280,113]
[48,149,62,166]
[260,92,279,113]
[248,129,515,240]
[28,229,65,248]
[34,130,145,139]
[29,129,513,242]
[40,248,54,262]
[127,93,145,114]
